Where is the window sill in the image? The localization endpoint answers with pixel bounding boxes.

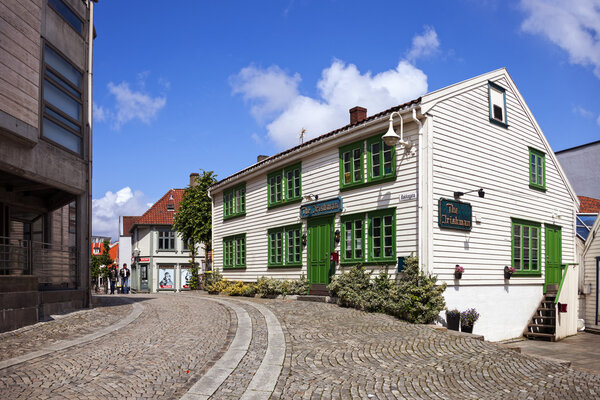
[489,118,509,129]
[223,266,246,270]
[340,260,365,266]
[529,184,546,192]
[223,213,246,221]
[343,260,396,266]
[268,264,302,268]
[267,198,302,210]
[340,175,396,192]
[512,271,542,277]
[156,249,177,253]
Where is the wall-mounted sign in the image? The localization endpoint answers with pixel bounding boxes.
[158,267,174,289]
[300,197,343,218]
[139,257,149,262]
[399,191,417,202]
[438,198,472,231]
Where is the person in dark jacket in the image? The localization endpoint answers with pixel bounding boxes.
[120,263,131,294]
[108,265,118,294]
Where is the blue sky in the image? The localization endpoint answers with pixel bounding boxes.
[91,0,600,239]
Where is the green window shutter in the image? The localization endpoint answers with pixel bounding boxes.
[367,208,396,263]
[341,213,365,263]
[223,183,246,220]
[223,234,246,269]
[528,148,546,191]
[339,140,364,190]
[284,163,302,203]
[268,224,302,268]
[367,135,396,183]
[268,164,302,208]
[511,219,541,276]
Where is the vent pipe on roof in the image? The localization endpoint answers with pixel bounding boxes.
[349,106,367,125]
[257,155,269,163]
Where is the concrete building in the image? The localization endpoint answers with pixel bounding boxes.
[126,185,204,293]
[556,140,600,199]
[0,0,96,332]
[209,68,580,342]
[118,215,132,269]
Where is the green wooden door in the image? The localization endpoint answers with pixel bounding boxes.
[545,225,562,291]
[307,216,333,284]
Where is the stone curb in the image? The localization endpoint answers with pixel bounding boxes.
[0,297,144,370]
[180,297,252,400]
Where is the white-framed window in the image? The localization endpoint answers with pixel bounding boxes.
[488,81,507,127]
[158,229,176,250]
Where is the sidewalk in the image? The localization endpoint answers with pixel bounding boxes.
[509,332,600,374]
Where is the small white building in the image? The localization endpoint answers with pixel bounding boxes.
[209,68,579,342]
[126,187,204,293]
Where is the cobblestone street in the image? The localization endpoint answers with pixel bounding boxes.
[1,293,599,399]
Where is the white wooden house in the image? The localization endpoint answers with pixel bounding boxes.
[209,68,579,342]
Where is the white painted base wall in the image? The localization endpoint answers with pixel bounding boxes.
[442,284,542,342]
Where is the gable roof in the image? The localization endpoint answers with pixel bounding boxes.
[579,196,600,214]
[121,216,139,237]
[129,189,185,232]
[210,97,421,191]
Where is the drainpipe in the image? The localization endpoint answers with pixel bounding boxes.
[86,0,95,308]
[411,109,424,273]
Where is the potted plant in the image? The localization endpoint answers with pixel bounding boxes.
[460,308,480,333]
[454,265,464,279]
[446,309,460,331]
[504,266,515,279]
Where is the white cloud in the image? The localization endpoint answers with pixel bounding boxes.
[231,29,436,149]
[92,187,150,241]
[230,65,301,122]
[406,26,440,63]
[572,105,594,118]
[520,0,600,78]
[107,81,166,129]
[93,102,107,122]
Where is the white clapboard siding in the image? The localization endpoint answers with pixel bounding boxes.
[212,122,419,281]
[429,75,576,285]
[583,226,600,327]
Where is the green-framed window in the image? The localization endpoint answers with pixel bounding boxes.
[341,213,365,263]
[223,234,246,269]
[511,219,541,275]
[268,224,302,267]
[367,135,396,182]
[339,141,364,189]
[268,163,302,208]
[529,148,545,191]
[488,81,508,128]
[223,183,246,220]
[369,209,396,262]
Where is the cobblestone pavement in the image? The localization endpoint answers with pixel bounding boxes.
[2,293,600,399]
[0,294,233,399]
[258,298,600,400]
[0,296,132,362]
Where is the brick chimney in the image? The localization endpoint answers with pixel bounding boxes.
[349,106,367,125]
[257,155,269,162]
[189,172,199,187]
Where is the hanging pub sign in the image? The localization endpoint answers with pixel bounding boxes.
[438,198,472,231]
[300,197,343,218]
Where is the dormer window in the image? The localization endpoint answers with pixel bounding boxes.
[488,81,508,128]
[167,203,175,211]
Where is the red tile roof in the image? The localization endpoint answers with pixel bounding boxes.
[129,189,185,232]
[122,216,139,236]
[579,196,600,214]
[211,98,421,190]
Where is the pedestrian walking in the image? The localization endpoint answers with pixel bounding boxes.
[120,263,131,294]
[108,264,118,294]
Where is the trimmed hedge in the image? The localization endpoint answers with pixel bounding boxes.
[207,274,309,298]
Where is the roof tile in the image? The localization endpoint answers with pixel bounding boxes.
[128,189,185,232]
[579,196,600,214]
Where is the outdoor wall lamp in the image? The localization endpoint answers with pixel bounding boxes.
[302,233,307,246]
[454,188,485,200]
[334,230,341,243]
[382,111,412,148]
[303,193,319,201]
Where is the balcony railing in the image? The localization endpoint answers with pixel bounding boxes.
[0,236,77,289]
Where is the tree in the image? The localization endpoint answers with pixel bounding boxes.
[173,170,217,289]
[91,239,113,290]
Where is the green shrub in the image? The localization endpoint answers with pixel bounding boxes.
[223,280,246,296]
[327,256,447,324]
[207,278,230,294]
[242,283,257,297]
[256,276,283,297]
[204,269,223,288]
[328,265,372,310]
[287,274,309,295]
